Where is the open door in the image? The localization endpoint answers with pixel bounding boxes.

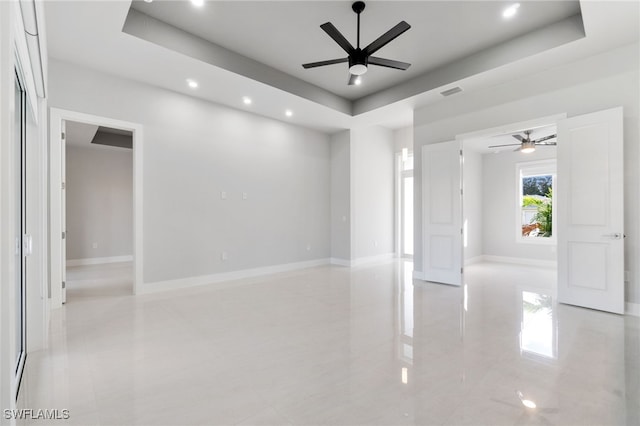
[422,140,462,286]
[61,120,67,303]
[557,107,624,314]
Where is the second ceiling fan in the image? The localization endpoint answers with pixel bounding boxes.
[489,130,557,153]
[302,1,411,85]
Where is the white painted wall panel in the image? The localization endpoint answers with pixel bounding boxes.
[49,60,331,284]
[66,144,133,261]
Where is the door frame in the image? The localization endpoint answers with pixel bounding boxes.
[455,114,566,270]
[49,108,144,307]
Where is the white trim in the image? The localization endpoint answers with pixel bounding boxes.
[481,255,557,269]
[330,258,352,267]
[139,258,330,295]
[67,255,133,267]
[49,108,143,307]
[350,253,395,267]
[626,302,640,317]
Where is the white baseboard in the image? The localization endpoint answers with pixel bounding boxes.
[481,255,557,269]
[67,255,133,267]
[139,258,330,295]
[330,258,352,267]
[626,302,640,317]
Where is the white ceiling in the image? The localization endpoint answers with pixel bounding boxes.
[65,121,99,147]
[43,1,639,133]
[129,0,581,100]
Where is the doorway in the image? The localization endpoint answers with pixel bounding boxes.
[452,109,625,314]
[49,109,143,308]
[461,123,558,269]
[64,120,134,301]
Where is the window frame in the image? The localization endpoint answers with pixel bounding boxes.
[515,159,557,245]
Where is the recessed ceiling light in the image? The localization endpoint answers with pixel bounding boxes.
[285,110,293,117]
[354,77,362,86]
[242,96,252,105]
[191,0,204,7]
[503,3,520,19]
[186,79,198,89]
[143,0,153,3]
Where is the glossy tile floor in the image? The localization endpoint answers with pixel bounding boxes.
[19,260,640,425]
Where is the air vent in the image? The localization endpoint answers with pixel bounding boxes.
[440,87,463,97]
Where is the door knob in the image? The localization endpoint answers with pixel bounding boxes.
[603,233,622,239]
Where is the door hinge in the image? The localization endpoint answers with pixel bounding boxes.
[61,132,65,140]
[62,231,66,239]
[461,267,464,274]
[62,182,65,190]
[62,281,66,289]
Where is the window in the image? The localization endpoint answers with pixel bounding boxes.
[517,160,556,244]
[397,149,413,257]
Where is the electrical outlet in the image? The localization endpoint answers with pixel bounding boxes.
[221,251,228,261]
[374,240,378,247]
[92,242,98,249]
[221,191,227,200]
[243,192,248,200]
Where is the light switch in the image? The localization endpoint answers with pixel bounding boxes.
[243,192,248,200]
[221,251,228,261]
[221,191,227,200]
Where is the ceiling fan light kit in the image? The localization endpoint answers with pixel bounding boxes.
[302,1,412,85]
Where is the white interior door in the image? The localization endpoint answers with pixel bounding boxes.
[557,107,624,314]
[61,120,67,303]
[422,140,462,286]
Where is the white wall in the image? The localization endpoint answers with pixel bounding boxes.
[481,148,556,262]
[414,43,640,305]
[66,144,133,262]
[351,126,395,260]
[330,130,351,261]
[394,126,413,152]
[49,60,331,286]
[462,150,483,262]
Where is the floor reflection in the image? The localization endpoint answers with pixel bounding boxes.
[520,290,557,359]
[397,260,414,365]
[20,260,638,425]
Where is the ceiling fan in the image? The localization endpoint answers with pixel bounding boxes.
[488,130,557,153]
[302,1,411,85]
